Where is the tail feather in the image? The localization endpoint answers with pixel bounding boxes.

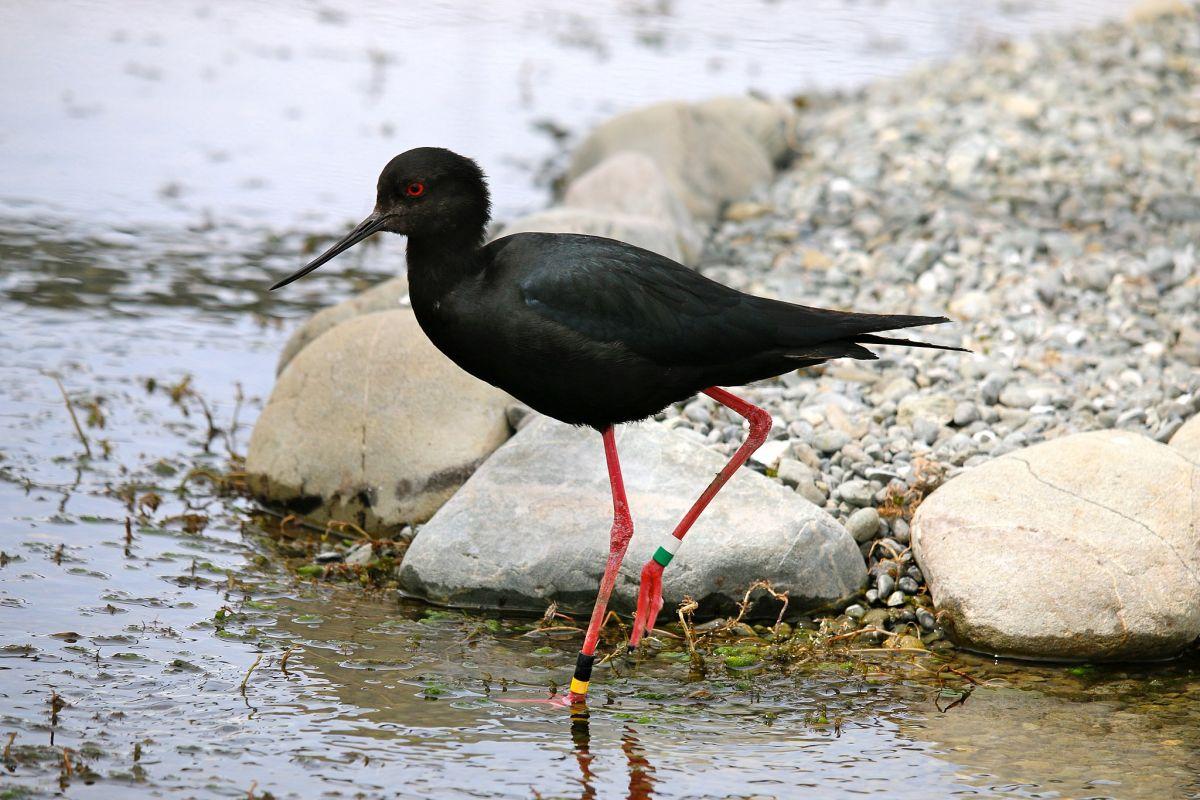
[853,332,970,353]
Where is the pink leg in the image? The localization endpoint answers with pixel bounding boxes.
[569,426,634,701]
[629,387,772,648]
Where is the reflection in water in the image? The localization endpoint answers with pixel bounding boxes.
[621,725,657,800]
[571,705,597,800]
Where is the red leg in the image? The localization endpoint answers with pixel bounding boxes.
[569,426,634,701]
[629,387,772,648]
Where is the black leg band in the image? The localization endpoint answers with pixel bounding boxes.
[569,651,595,696]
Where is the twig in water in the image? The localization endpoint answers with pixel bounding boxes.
[826,627,890,644]
[677,597,702,670]
[49,691,65,727]
[3,731,15,761]
[935,663,979,686]
[47,373,91,458]
[240,653,263,696]
[124,517,134,556]
[226,381,244,458]
[698,580,789,643]
[280,646,297,677]
[537,601,559,629]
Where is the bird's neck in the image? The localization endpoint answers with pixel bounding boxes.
[405,231,485,299]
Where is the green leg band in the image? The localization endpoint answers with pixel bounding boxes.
[652,546,674,567]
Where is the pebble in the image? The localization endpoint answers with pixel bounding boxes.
[897,576,919,594]
[345,543,374,566]
[811,429,851,454]
[885,591,906,608]
[845,507,881,543]
[314,550,344,564]
[845,603,866,620]
[916,608,936,631]
[875,572,895,598]
[952,401,980,427]
[837,479,875,507]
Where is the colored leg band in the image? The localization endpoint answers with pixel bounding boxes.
[571,651,595,695]
[652,546,674,567]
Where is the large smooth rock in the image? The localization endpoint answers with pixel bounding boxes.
[566,100,777,222]
[1170,415,1200,460]
[247,309,512,530]
[399,416,866,616]
[694,96,796,164]
[912,430,1200,661]
[276,276,409,374]
[562,152,704,263]
[499,207,686,263]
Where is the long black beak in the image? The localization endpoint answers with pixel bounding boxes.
[269,212,389,291]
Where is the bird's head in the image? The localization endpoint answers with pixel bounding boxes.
[270,147,490,291]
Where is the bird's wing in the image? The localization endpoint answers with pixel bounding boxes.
[496,234,766,365]
[491,232,953,366]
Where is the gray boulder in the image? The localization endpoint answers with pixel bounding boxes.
[562,151,704,263]
[694,96,797,164]
[247,309,512,530]
[276,276,409,374]
[566,100,778,222]
[912,430,1200,661]
[1169,415,1200,461]
[398,416,866,617]
[498,207,686,263]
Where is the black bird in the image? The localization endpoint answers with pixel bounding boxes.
[270,147,964,702]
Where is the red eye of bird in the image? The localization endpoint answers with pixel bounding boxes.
[405,181,426,197]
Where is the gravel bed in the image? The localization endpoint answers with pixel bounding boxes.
[654,9,1200,630]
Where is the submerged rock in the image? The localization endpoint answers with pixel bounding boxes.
[276,275,409,374]
[398,416,865,617]
[247,309,512,530]
[912,430,1200,661]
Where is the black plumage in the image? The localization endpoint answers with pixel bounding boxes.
[271,147,962,429]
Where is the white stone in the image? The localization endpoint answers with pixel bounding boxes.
[276,276,408,374]
[913,430,1200,661]
[567,100,777,222]
[562,151,704,263]
[247,310,512,529]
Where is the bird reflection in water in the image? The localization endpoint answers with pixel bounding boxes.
[568,703,657,800]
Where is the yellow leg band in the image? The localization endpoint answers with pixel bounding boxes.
[569,678,590,696]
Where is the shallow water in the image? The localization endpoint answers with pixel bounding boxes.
[7,1,1200,798]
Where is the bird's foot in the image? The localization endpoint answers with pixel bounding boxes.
[629,559,665,649]
[500,692,587,709]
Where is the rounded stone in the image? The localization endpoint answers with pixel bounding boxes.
[398,416,866,616]
[566,100,776,222]
[1169,415,1200,460]
[247,309,513,531]
[913,430,1200,661]
[561,151,704,263]
[276,275,409,374]
[846,506,881,543]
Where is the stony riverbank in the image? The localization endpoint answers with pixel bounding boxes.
[249,5,1200,662]
[664,5,1200,658]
